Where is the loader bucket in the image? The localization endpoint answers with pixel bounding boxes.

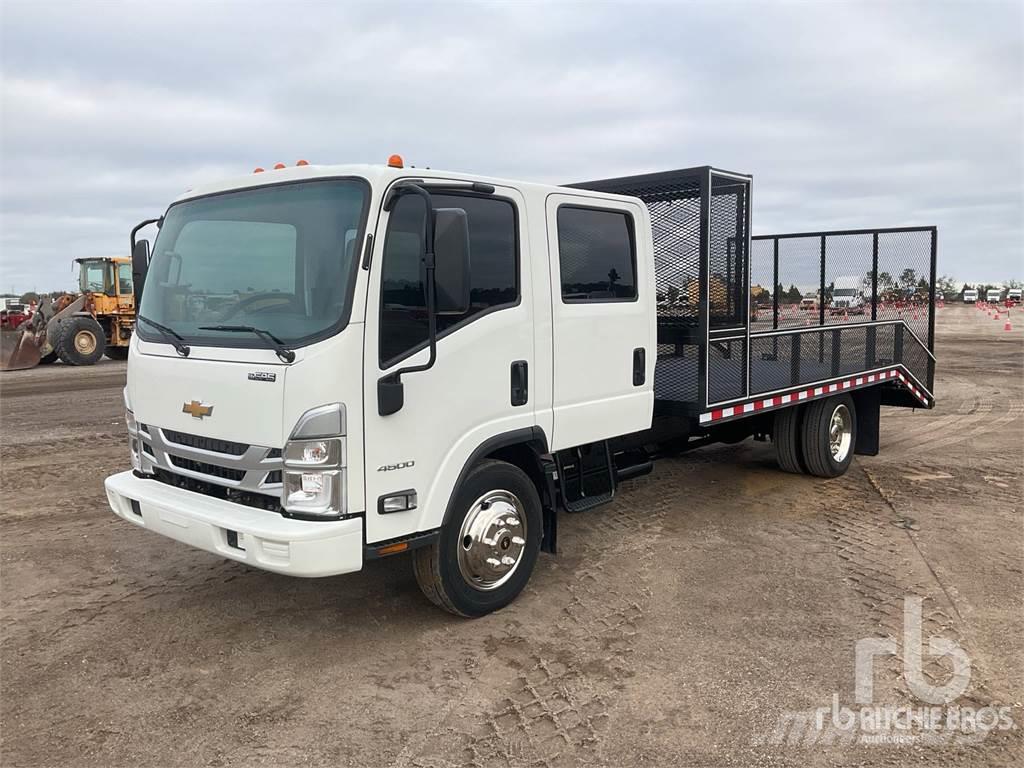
[0,330,41,371]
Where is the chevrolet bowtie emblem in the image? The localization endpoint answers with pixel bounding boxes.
[182,400,214,419]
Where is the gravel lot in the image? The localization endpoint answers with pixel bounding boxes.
[2,303,1021,767]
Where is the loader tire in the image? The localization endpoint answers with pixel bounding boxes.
[413,460,542,617]
[773,405,805,474]
[58,316,106,366]
[801,395,857,478]
[105,346,129,360]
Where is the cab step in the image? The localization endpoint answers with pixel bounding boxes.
[555,441,616,513]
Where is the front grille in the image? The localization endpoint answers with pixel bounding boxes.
[152,468,282,512]
[163,429,248,456]
[168,454,246,482]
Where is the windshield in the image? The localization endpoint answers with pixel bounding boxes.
[138,179,368,348]
[833,288,859,297]
[80,260,112,295]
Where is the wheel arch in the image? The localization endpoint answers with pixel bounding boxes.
[440,427,549,528]
[434,427,557,553]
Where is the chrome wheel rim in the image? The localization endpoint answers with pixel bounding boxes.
[75,330,97,355]
[829,404,853,462]
[457,489,527,591]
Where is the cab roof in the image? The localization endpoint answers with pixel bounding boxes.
[170,162,642,207]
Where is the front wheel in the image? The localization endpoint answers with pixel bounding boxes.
[57,316,106,365]
[413,459,542,617]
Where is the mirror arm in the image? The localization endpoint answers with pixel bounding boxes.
[378,184,437,415]
[130,217,162,255]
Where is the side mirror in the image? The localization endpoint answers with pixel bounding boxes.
[433,208,471,315]
[132,239,150,301]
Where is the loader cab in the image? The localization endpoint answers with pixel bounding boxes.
[78,258,115,297]
[76,257,134,314]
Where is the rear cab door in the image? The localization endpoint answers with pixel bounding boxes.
[545,193,655,450]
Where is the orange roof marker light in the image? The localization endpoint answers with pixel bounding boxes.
[253,167,265,173]
[387,154,404,168]
[296,159,309,166]
[273,162,286,170]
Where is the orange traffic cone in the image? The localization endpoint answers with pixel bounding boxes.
[1004,315,1013,331]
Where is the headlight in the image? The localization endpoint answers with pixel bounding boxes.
[284,438,343,467]
[281,406,346,519]
[282,438,344,516]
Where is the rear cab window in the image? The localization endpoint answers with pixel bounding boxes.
[556,206,637,302]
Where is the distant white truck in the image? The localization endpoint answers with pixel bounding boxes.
[963,289,979,303]
[986,288,1003,304]
[829,276,867,315]
[1008,288,1022,305]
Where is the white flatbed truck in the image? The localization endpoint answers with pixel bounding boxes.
[105,159,938,616]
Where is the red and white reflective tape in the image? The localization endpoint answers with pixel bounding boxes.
[698,367,930,425]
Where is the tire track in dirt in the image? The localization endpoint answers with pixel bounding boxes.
[394,460,697,768]
[902,399,1024,456]
[823,463,1015,756]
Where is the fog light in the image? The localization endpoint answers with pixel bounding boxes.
[301,472,324,493]
[283,469,343,517]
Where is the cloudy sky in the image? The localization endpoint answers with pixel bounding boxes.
[1,0,1021,293]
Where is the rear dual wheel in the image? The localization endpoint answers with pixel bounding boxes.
[773,394,857,478]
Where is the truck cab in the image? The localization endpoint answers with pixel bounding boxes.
[987,288,1004,304]
[828,277,867,315]
[963,289,979,303]
[106,160,656,616]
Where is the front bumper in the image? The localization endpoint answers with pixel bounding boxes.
[105,471,363,577]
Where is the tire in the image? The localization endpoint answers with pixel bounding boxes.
[105,346,129,360]
[801,394,857,478]
[413,459,543,617]
[57,316,106,365]
[773,405,805,474]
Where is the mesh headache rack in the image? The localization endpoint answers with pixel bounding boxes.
[570,167,937,425]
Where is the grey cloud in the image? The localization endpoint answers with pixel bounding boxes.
[1,0,1021,293]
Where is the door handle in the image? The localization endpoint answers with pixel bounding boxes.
[510,360,528,406]
[633,347,646,386]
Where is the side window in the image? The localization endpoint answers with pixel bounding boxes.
[557,206,636,302]
[379,192,519,367]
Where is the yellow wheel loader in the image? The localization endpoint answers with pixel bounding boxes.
[0,257,136,371]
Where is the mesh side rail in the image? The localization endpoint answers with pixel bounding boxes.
[751,227,936,392]
[747,321,933,400]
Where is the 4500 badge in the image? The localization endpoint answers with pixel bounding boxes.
[377,460,415,472]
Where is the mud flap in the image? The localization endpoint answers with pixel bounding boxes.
[853,386,880,456]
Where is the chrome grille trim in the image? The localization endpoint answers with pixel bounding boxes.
[138,426,282,493]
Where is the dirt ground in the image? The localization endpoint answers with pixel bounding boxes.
[1,304,1022,767]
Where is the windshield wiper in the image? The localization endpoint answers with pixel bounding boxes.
[198,325,296,363]
[137,314,190,357]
